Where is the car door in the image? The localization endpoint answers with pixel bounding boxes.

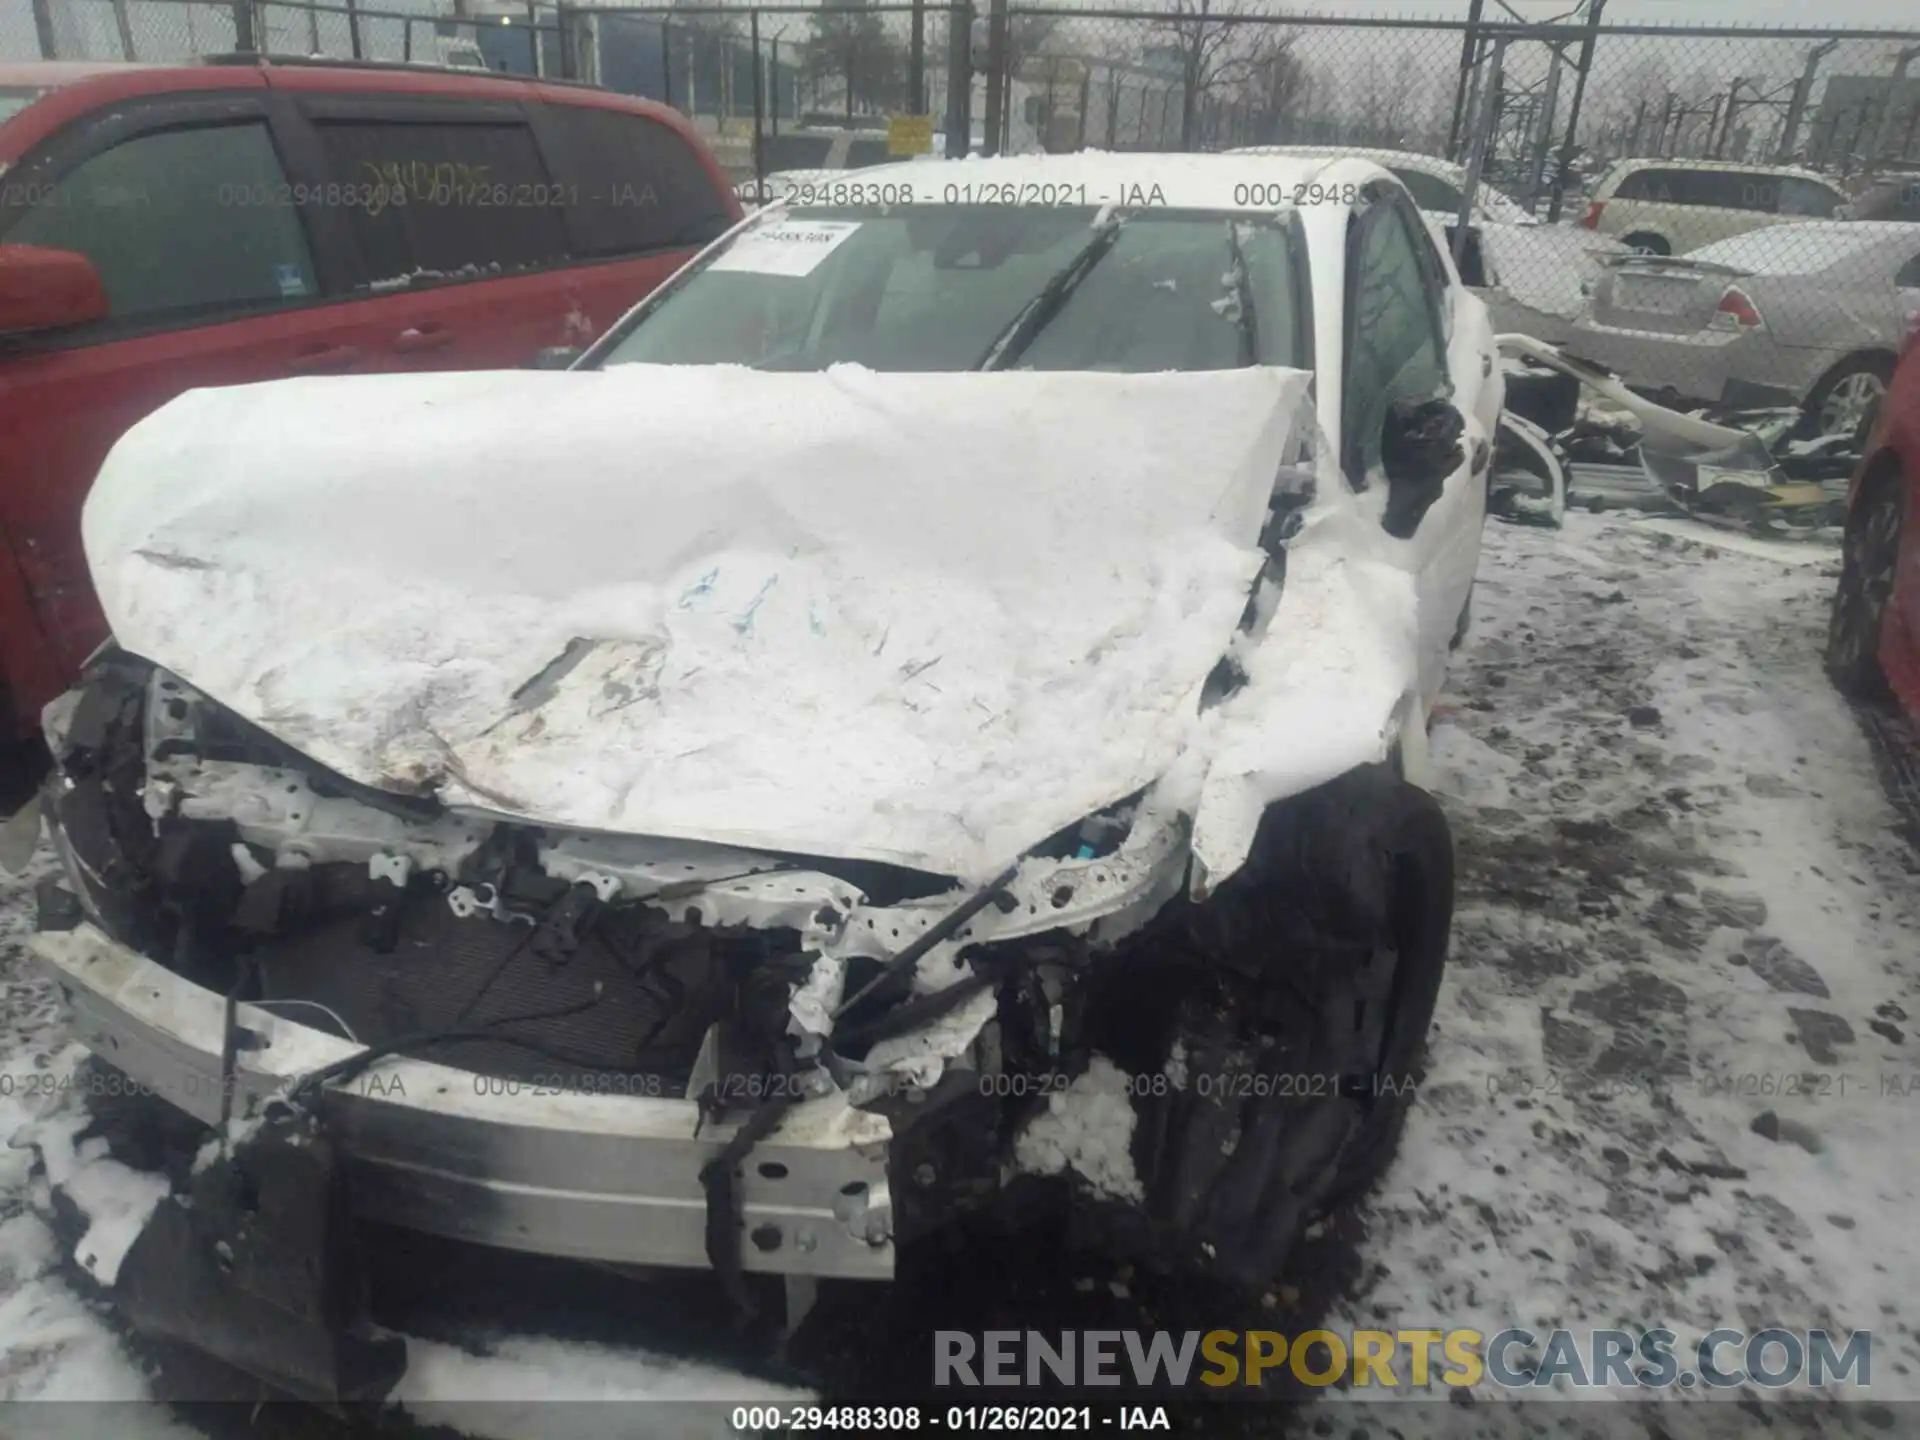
[1341,185,1493,700]
[525,98,738,348]
[283,89,583,370]
[0,92,395,719]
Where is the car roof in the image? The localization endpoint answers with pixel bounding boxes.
[1235,143,1465,183]
[0,56,710,164]
[0,60,160,87]
[1606,155,1835,182]
[804,150,1389,211]
[1702,218,1920,240]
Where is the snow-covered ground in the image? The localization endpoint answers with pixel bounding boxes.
[2,510,1916,1435]
[1326,512,1920,1435]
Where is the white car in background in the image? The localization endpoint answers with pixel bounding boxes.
[30,152,1502,1401]
[1569,219,1920,439]
[1579,157,1847,257]
[1235,144,1629,345]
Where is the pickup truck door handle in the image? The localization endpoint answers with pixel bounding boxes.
[1481,352,1494,377]
[1471,437,1490,473]
[394,325,454,354]
[288,344,363,373]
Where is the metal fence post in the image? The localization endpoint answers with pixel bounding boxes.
[910,0,926,115]
[1715,77,1743,157]
[1526,41,1563,212]
[945,0,972,157]
[662,18,673,107]
[1075,60,1090,151]
[233,0,256,52]
[1454,32,1504,273]
[1778,39,1837,163]
[751,9,765,192]
[1445,0,1485,161]
[346,0,362,59]
[1544,0,1603,222]
[983,0,1007,154]
[110,0,136,58]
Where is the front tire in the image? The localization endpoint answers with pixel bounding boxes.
[1120,767,1455,1287]
[1621,231,1670,256]
[1827,470,1905,698]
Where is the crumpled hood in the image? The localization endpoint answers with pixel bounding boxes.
[85,363,1312,879]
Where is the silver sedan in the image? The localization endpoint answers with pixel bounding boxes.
[1567,220,1920,439]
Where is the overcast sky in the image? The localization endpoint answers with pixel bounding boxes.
[1365,0,1916,31]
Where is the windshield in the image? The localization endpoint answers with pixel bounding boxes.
[592,204,1306,374]
[0,86,46,124]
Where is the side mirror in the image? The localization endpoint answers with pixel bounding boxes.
[0,245,108,334]
[530,345,582,371]
[1444,223,1489,289]
[1380,396,1466,539]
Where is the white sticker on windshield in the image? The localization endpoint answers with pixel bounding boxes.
[708,220,862,278]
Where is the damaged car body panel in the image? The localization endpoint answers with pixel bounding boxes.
[25,153,1499,1400]
[81,365,1305,882]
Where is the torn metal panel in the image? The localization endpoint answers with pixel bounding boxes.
[160,758,492,874]
[1495,334,1856,539]
[1491,411,1568,528]
[1497,333,1773,457]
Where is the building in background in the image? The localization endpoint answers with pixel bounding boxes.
[1807,72,1920,170]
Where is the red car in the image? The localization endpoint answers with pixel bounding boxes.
[1828,313,1920,715]
[0,58,740,738]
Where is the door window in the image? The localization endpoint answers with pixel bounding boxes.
[314,118,567,287]
[1343,196,1449,480]
[1389,167,1464,215]
[1776,176,1843,217]
[5,122,316,321]
[536,105,733,259]
[1613,167,1782,211]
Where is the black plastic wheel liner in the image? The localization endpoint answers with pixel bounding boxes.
[110,1105,407,1405]
[1085,766,1454,1290]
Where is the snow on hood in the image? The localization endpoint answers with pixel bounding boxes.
[86,364,1312,880]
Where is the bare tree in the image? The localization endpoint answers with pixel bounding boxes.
[665,0,745,120]
[1240,32,1308,145]
[801,0,909,117]
[1151,0,1299,151]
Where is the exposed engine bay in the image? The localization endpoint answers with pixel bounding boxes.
[41,640,1448,1325]
[25,359,1469,1403]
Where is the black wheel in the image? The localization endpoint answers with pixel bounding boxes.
[1119,766,1455,1288]
[1621,231,1670,256]
[1805,353,1894,447]
[1827,469,1905,699]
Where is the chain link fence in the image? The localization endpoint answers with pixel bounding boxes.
[0,0,511,65]
[4,0,1918,426]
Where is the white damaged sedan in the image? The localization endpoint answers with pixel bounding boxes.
[28,152,1500,1398]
